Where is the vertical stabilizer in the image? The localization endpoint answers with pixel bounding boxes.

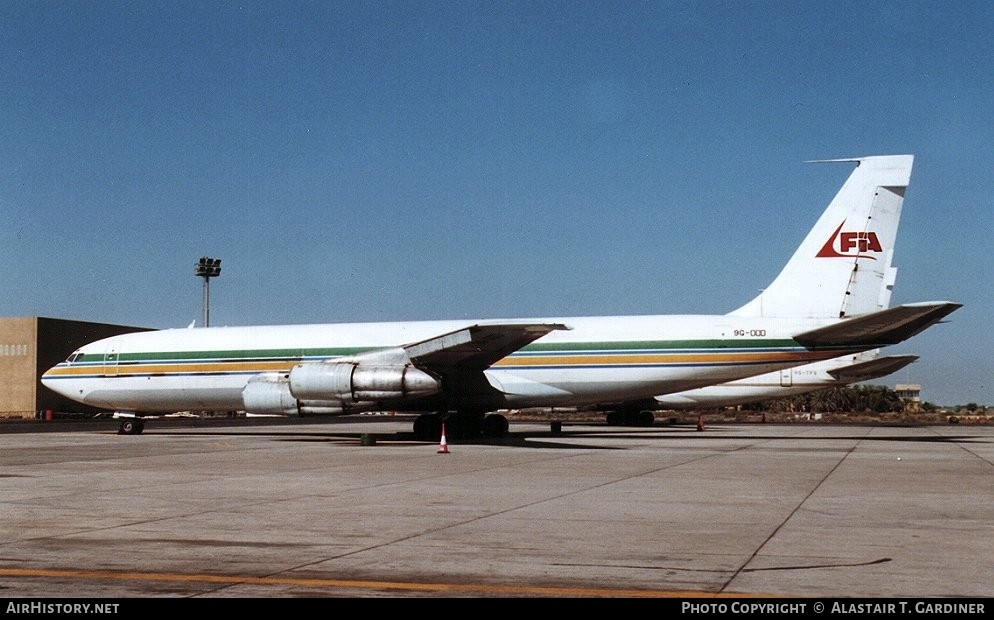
[729,155,912,319]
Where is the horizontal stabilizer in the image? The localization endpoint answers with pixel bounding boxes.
[827,354,919,382]
[794,302,962,348]
[405,322,568,371]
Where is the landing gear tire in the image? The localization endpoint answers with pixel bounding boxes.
[413,412,507,440]
[413,413,442,442]
[444,415,481,440]
[118,419,145,435]
[482,414,509,438]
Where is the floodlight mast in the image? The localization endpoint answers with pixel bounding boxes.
[194,256,221,327]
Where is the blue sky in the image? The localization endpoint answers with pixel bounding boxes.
[2,1,991,407]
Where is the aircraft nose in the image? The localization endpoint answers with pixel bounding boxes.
[41,370,57,389]
[40,365,71,397]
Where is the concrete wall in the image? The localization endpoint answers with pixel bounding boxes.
[0,317,38,418]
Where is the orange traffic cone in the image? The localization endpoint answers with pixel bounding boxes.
[696,415,705,432]
[437,423,450,454]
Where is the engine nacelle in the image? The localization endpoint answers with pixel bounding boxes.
[289,361,440,403]
[242,372,346,415]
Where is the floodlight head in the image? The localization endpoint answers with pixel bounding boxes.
[195,256,222,277]
[194,256,222,327]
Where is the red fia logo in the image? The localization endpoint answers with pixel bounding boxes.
[816,221,883,258]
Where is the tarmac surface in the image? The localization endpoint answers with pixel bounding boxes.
[0,416,992,599]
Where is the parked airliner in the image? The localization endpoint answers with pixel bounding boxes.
[600,260,925,423]
[42,155,960,439]
[597,349,920,424]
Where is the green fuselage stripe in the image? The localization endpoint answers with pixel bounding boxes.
[74,339,801,364]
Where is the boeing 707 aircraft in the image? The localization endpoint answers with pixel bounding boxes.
[655,349,920,411]
[42,155,961,439]
[599,349,920,423]
[600,260,926,423]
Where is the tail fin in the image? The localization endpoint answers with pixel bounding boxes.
[729,155,913,319]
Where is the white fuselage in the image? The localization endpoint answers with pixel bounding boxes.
[42,313,851,415]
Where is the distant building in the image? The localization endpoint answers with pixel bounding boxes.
[0,317,151,419]
[895,383,922,413]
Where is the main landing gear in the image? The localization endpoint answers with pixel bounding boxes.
[118,418,145,435]
[605,408,655,427]
[412,412,510,441]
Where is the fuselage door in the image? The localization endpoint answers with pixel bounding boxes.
[780,367,792,387]
[103,344,120,377]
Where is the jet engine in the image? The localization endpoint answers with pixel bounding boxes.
[289,361,440,402]
[241,372,347,416]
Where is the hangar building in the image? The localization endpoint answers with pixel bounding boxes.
[0,317,151,419]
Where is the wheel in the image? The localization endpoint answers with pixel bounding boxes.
[413,413,442,441]
[446,413,487,439]
[118,419,144,435]
[636,410,655,427]
[482,414,509,437]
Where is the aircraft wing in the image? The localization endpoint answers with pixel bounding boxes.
[794,302,962,348]
[404,322,569,371]
[826,354,919,382]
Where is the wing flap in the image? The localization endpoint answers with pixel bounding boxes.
[794,302,962,348]
[405,322,569,371]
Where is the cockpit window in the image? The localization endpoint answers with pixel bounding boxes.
[67,352,82,364]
